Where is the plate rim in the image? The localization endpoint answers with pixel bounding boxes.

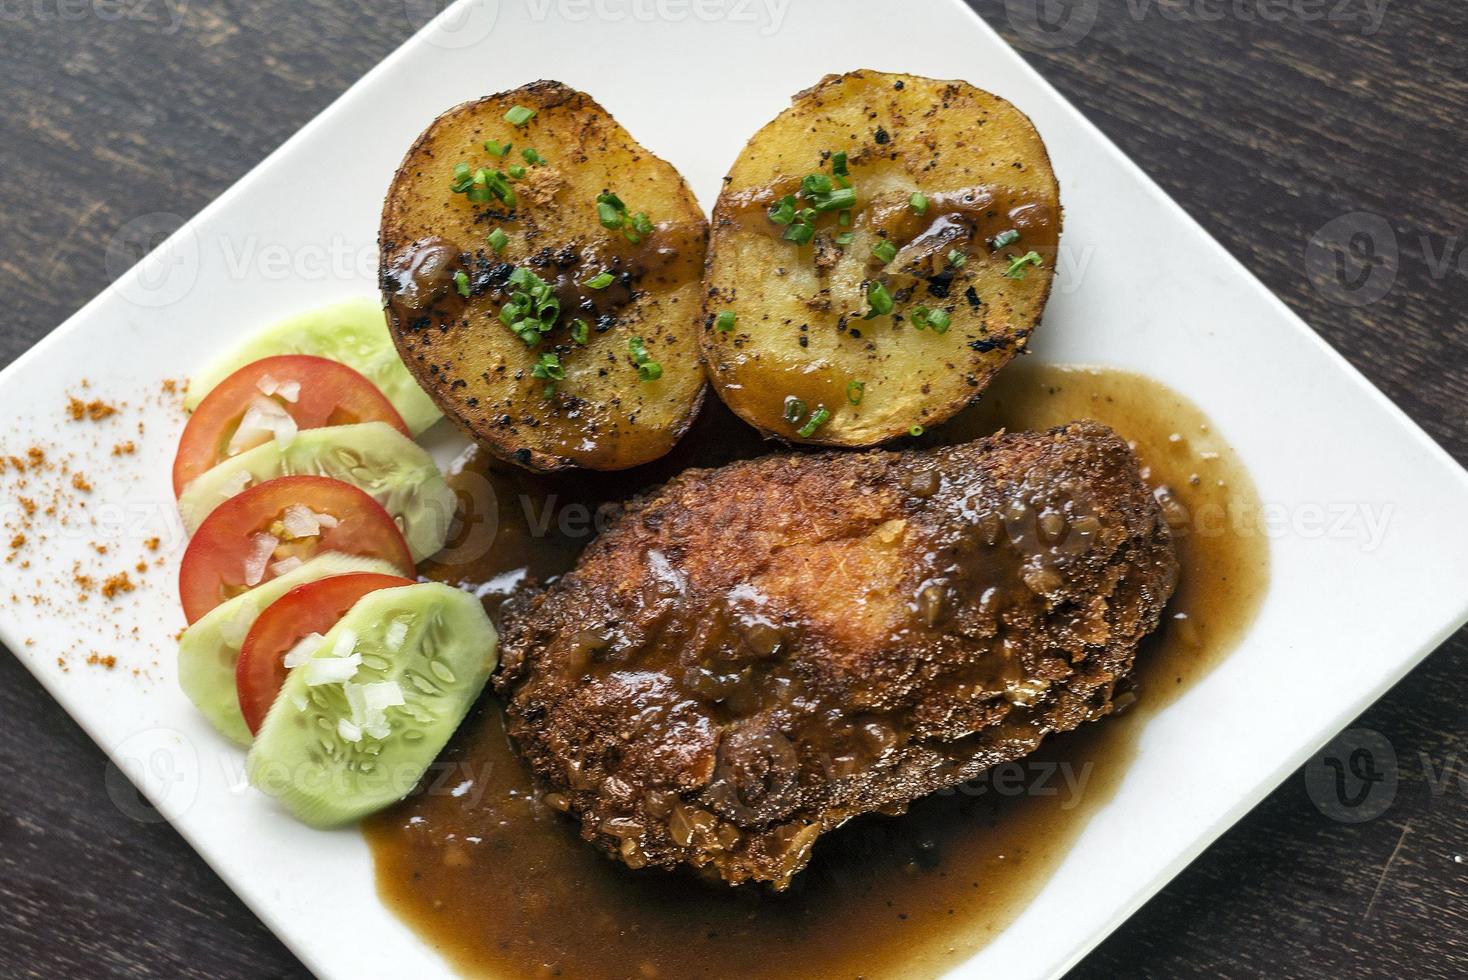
[2,2,1467,978]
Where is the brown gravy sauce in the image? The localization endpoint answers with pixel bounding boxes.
[365,362,1270,979]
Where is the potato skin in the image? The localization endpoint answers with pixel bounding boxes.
[381,81,707,472]
[701,70,1062,447]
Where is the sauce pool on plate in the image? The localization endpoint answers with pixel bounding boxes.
[365,361,1270,980]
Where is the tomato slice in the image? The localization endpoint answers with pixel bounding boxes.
[173,354,409,496]
[235,572,416,735]
[178,476,414,623]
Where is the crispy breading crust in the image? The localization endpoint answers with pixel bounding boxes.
[498,422,1177,888]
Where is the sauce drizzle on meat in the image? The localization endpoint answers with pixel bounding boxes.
[365,362,1269,980]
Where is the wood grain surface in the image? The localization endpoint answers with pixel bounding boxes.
[1,1,1464,977]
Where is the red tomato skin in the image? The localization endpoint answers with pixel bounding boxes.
[173,354,408,496]
[178,475,414,624]
[235,572,416,735]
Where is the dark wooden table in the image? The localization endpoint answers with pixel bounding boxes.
[2,2,1464,976]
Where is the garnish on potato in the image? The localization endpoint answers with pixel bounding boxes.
[380,81,708,472]
[702,70,1062,446]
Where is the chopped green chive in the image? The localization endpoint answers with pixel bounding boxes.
[531,351,564,398]
[769,195,797,226]
[1004,250,1044,279]
[802,173,833,196]
[454,167,516,207]
[453,270,470,298]
[628,336,661,381]
[570,318,589,345]
[871,239,897,264]
[846,380,865,405]
[451,162,473,193]
[991,229,1020,250]
[484,140,511,157]
[909,192,929,215]
[813,187,856,213]
[487,227,509,253]
[505,105,536,126]
[715,310,737,333]
[864,281,894,318]
[912,306,952,333]
[521,147,547,165]
[499,266,560,345]
[783,222,815,246]
[783,396,807,424]
[947,249,967,268]
[626,212,654,243]
[508,164,527,180]
[585,271,616,290]
[597,191,627,229]
[531,352,565,381]
[597,192,649,241]
[832,151,849,178]
[772,169,861,247]
[909,424,925,437]
[797,406,831,438]
[836,231,855,247]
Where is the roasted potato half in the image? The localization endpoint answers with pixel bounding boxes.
[381,81,707,471]
[702,70,1061,446]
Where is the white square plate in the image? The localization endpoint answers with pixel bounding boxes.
[4,1,1467,977]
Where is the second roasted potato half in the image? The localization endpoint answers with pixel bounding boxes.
[381,81,707,472]
[702,70,1062,446]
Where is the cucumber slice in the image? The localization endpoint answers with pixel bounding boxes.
[178,552,402,745]
[176,421,455,562]
[246,583,497,826]
[185,297,441,435]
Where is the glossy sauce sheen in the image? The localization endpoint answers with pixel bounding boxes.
[365,363,1269,980]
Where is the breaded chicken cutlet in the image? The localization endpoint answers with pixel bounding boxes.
[497,421,1178,888]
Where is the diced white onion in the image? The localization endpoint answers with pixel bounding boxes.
[337,718,362,743]
[332,628,358,659]
[242,533,279,587]
[282,631,326,668]
[268,556,303,577]
[338,679,404,742]
[384,620,409,651]
[303,652,361,686]
[362,680,405,713]
[281,504,338,540]
[256,374,301,403]
[227,394,297,456]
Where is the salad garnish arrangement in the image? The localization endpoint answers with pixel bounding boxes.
[171,297,496,825]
